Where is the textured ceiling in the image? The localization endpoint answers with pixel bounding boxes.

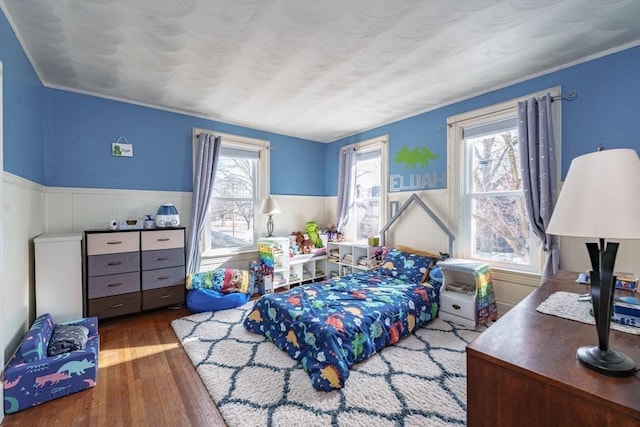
[3,0,639,142]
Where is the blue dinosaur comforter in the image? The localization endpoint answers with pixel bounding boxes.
[243,271,440,391]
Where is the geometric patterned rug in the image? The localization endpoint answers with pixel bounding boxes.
[171,301,483,427]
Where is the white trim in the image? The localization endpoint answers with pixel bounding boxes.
[343,135,389,242]
[43,182,189,197]
[191,128,270,258]
[447,87,562,274]
[3,171,47,192]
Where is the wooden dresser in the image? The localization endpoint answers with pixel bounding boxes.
[466,270,640,426]
[84,227,186,319]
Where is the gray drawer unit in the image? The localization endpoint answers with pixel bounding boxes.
[88,292,141,320]
[87,271,140,299]
[142,285,185,311]
[87,251,140,276]
[142,266,185,291]
[84,227,186,319]
[141,248,185,270]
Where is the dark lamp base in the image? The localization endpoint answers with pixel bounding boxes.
[576,346,636,377]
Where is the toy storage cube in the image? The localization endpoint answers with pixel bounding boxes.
[438,259,497,329]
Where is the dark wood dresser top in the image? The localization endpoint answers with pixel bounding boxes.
[467,270,640,417]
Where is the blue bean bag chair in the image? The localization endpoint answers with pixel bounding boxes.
[185,269,253,313]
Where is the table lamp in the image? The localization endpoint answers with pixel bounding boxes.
[260,196,281,237]
[546,147,640,377]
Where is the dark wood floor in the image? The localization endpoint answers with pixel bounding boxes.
[2,307,227,427]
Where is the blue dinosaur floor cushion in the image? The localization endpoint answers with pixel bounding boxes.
[185,269,252,313]
[3,313,99,414]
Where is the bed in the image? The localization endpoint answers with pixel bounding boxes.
[243,249,441,391]
[243,194,455,391]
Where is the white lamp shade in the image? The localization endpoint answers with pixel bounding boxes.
[546,148,640,239]
[260,196,281,215]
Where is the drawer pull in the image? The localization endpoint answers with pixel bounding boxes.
[108,261,123,266]
[107,241,123,245]
[109,303,124,309]
[157,257,169,261]
[107,283,123,287]
[452,304,461,310]
[157,238,171,242]
[158,276,169,280]
[159,294,172,299]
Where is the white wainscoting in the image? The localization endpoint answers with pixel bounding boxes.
[45,186,193,233]
[2,172,46,362]
[45,188,330,271]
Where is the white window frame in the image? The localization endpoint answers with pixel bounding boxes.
[344,135,389,243]
[192,128,269,257]
[447,87,561,273]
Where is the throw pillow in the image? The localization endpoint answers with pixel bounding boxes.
[379,248,434,283]
[47,325,89,356]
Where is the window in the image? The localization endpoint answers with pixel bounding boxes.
[448,88,560,273]
[345,137,388,242]
[193,130,269,256]
[464,118,534,267]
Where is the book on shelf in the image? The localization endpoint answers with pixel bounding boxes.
[445,282,475,294]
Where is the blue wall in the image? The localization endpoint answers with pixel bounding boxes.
[0,9,45,184]
[3,3,639,198]
[325,45,640,196]
[43,89,325,195]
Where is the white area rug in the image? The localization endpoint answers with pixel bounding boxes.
[171,302,482,427]
[536,291,640,335]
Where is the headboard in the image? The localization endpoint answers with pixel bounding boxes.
[379,193,455,256]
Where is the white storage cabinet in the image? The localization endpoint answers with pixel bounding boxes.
[327,241,380,277]
[34,233,84,322]
[258,237,327,293]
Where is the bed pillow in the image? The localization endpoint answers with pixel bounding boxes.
[47,325,89,356]
[379,248,434,283]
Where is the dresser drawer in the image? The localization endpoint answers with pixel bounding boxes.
[440,291,476,321]
[88,292,141,319]
[141,248,185,271]
[142,285,184,310]
[141,229,184,251]
[86,232,139,255]
[87,271,140,299]
[141,266,185,290]
[87,251,140,276]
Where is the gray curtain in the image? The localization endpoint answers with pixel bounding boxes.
[186,133,222,275]
[517,94,559,282]
[335,146,356,232]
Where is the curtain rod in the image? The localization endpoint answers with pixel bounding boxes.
[447,89,577,128]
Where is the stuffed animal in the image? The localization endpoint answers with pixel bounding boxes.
[301,233,313,254]
[305,221,323,248]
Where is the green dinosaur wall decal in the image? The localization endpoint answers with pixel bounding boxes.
[394,146,439,169]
